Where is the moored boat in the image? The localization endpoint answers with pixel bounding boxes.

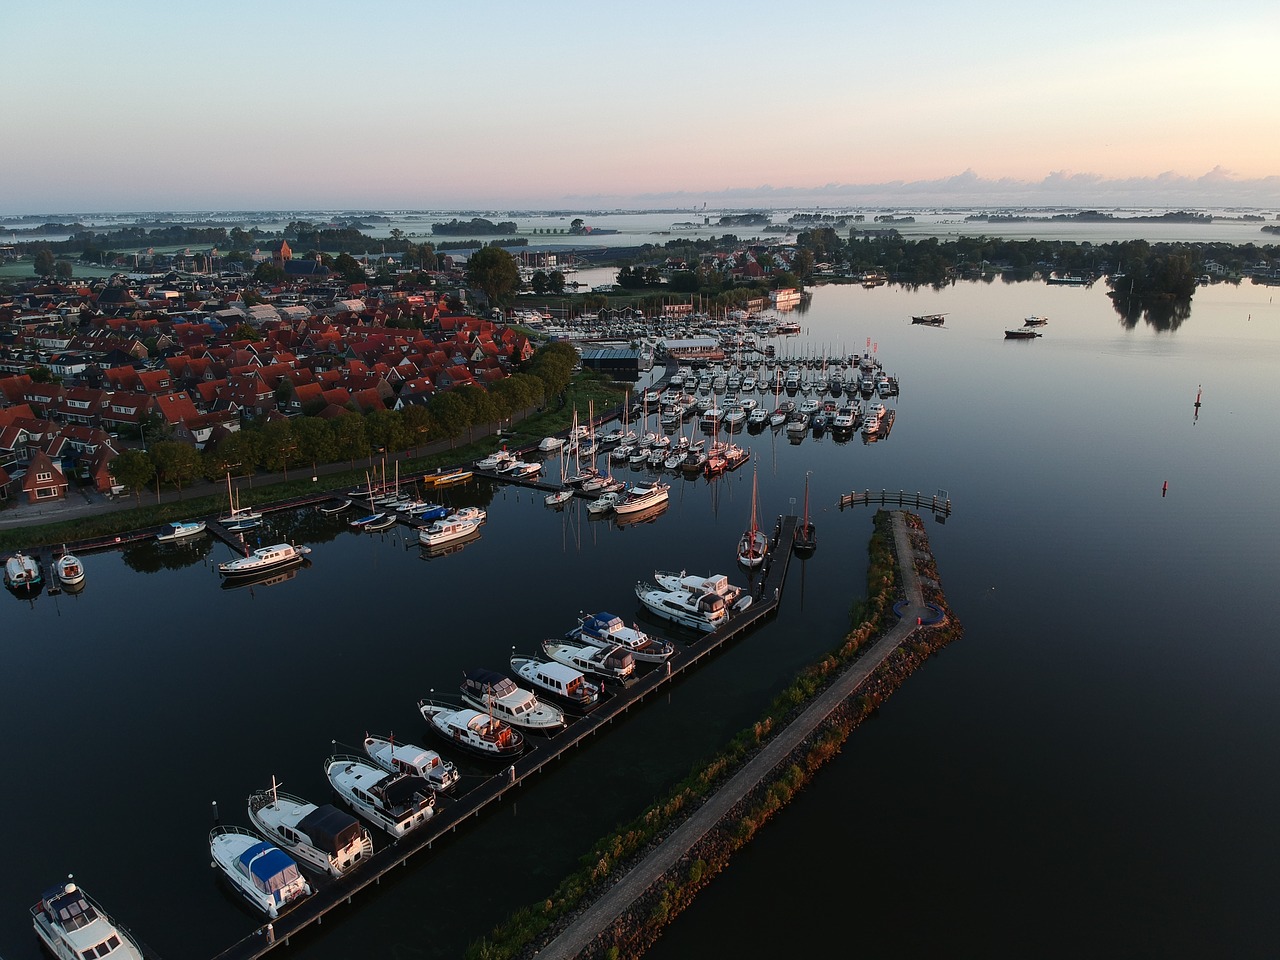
[54,551,85,588]
[5,552,42,592]
[317,499,353,516]
[31,879,145,960]
[156,520,206,542]
[545,487,574,507]
[208,825,311,918]
[247,778,374,878]
[737,462,768,569]
[363,734,460,792]
[217,543,309,579]
[793,472,817,556]
[541,639,635,681]
[571,611,674,662]
[417,700,525,759]
[459,668,567,732]
[510,654,601,712]
[1004,328,1042,339]
[324,755,437,838]
[614,479,669,515]
[417,516,480,547]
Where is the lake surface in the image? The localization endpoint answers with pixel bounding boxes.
[4,276,1280,959]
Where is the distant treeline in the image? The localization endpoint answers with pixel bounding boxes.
[431,218,517,236]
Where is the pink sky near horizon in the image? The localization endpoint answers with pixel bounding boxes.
[5,0,1278,213]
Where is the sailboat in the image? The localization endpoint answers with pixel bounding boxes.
[219,472,263,531]
[793,471,816,556]
[737,460,768,569]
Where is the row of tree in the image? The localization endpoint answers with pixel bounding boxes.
[109,343,581,500]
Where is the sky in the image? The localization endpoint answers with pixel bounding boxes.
[5,0,1280,214]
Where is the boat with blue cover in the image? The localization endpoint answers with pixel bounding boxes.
[156,520,206,542]
[571,612,673,662]
[208,824,311,918]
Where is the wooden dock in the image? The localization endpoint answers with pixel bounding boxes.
[839,489,952,518]
[209,517,798,960]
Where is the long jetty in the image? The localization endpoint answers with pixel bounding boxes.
[209,516,798,960]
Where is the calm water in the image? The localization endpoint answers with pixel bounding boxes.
[5,277,1280,959]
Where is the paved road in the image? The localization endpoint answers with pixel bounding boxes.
[537,511,928,959]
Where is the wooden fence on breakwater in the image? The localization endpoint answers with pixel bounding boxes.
[838,489,952,518]
[208,516,798,960]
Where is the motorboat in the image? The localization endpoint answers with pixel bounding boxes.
[785,411,810,436]
[156,520,206,542]
[460,668,566,732]
[911,313,946,326]
[832,406,856,430]
[538,436,565,452]
[1004,328,1042,339]
[510,654,601,713]
[545,487,574,507]
[31,880,145,960]
[217,543,309,579]
[363,734,460,792]
[653,569,754,613]
[571,611,674,662]
[614,480,669,516]
[447,506,487,524]
[474,450,517,471]
[5,552,42,592]
[635,579,732,633]
[247,778,374,878]
[506,460,542,479]
[587,491,622,516]
[417,700,525,759]
[1023,315,1049,326]
[324,755,437,838]
[208,825,311,918]
[542,639,635,681]
[418,516,480,547]
[54,551,85,588]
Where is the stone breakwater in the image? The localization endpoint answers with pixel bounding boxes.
[506,510,962,960]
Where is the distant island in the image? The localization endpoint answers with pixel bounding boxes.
[966,209,1214,224]
[431,217,517,236]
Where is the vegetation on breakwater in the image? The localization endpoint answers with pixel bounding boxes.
[466,510,962,960]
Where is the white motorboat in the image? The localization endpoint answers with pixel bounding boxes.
[653,570,753,611]
[418,516,480,547]
[510,655,601,713]
[4,552,42,591]
[217,543,309,579]
[31,880,145,960]
[324,755,437,838]
[507,460,542,479]
[538,436,565,452]
[156,520,206,542]
[447,506,487,524]
[587,492,622,516]
[571,611,674,662]
[613,480,669,516]
[417,700,525,759]
[475,450,516,471]
[459,668,566,732]
[363,734,460,792]
[248,778,374,878]
[55,551,86,588]
[635,580,730,632]
[208,825,311,918]
[541,639,635,681]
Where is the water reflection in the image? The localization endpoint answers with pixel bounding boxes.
[120,536,214,573]
[1111,294,1192,331]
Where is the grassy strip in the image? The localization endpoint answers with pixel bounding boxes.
[466,511,962,960]
[0,379,626,553]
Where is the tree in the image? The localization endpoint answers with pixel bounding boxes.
[110,449,155,505]
[330,413,369,466]
[428,392,468,447]
[253,261,285,284]
[530,270,549,295]
[54,260,73,281]
[548,270,566,295]
[33,249,55,276]
[292,417,337,469]
[27,365,56,383]
[400,404,434,455]
[334,253,367,284]
[258,418,297,478]
[203,430,261,481]
[149,440,201,499]
[466,246,520,303]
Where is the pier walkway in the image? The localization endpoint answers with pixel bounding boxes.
[208,518,799,960]
[536,511,930,959]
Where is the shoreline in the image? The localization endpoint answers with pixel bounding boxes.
[469,509,961,959]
